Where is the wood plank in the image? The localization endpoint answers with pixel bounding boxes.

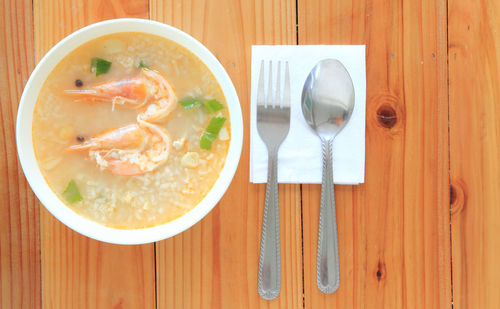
[150,1,302,308]
[298,0,451,308]
[448,0,500,307]
[0,0,41,308]
[33,1,156,308]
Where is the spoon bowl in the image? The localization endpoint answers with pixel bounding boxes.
[302,59,355,138]
[301,59,355,293]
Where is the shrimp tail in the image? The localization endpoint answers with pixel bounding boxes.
[107,160,143,176]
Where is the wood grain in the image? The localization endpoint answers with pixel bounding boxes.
[0,0,41,308]
[150,1,303,308]
[448,0,500,307]
[40,225,155,308]
[298,0,451,308]
[33,1,156,308]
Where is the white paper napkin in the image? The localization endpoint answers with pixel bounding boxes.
[250,45,366,184]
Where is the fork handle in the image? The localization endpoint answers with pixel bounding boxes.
[317,138,340,293]
[258,149,280,300]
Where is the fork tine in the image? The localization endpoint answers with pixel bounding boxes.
[275,61,281,108]
[283,61,290,108]
[257,60,265,107]
[267,61,273,108]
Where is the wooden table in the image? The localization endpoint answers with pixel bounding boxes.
[1,0,499,308]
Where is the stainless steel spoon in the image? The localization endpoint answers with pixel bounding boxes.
[301,59,355,293]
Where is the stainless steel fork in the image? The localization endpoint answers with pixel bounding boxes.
[257,60,291,300]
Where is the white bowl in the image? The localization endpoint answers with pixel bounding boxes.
[16,19,243,244]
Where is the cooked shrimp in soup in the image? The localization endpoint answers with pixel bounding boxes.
[64,67,177,122]
[66,120,171,176]
[32,33,230,229]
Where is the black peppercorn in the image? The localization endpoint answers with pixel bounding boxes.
[75,79,83,87]
[76,135,85,142]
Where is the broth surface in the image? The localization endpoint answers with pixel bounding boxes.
[33,32,230,229]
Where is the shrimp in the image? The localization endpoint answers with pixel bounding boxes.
[137,69,177,122]
[64,68,177,122]
[67,120,170,176]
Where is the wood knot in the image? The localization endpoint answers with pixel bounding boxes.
[377,105,397,128]
[370,93,404,132]
[113,298,124,309]
[450,185,457,205]
[450,179,467,216]
[375,261,386,281]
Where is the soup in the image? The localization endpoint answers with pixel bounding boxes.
[32,33,230,229]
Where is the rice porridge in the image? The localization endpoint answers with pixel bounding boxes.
[32,32,230,229]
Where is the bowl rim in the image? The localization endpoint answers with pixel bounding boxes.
[16,18,243,244]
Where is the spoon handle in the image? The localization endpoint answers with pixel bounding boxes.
[317,139,340,293]
[258,150,280,300]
